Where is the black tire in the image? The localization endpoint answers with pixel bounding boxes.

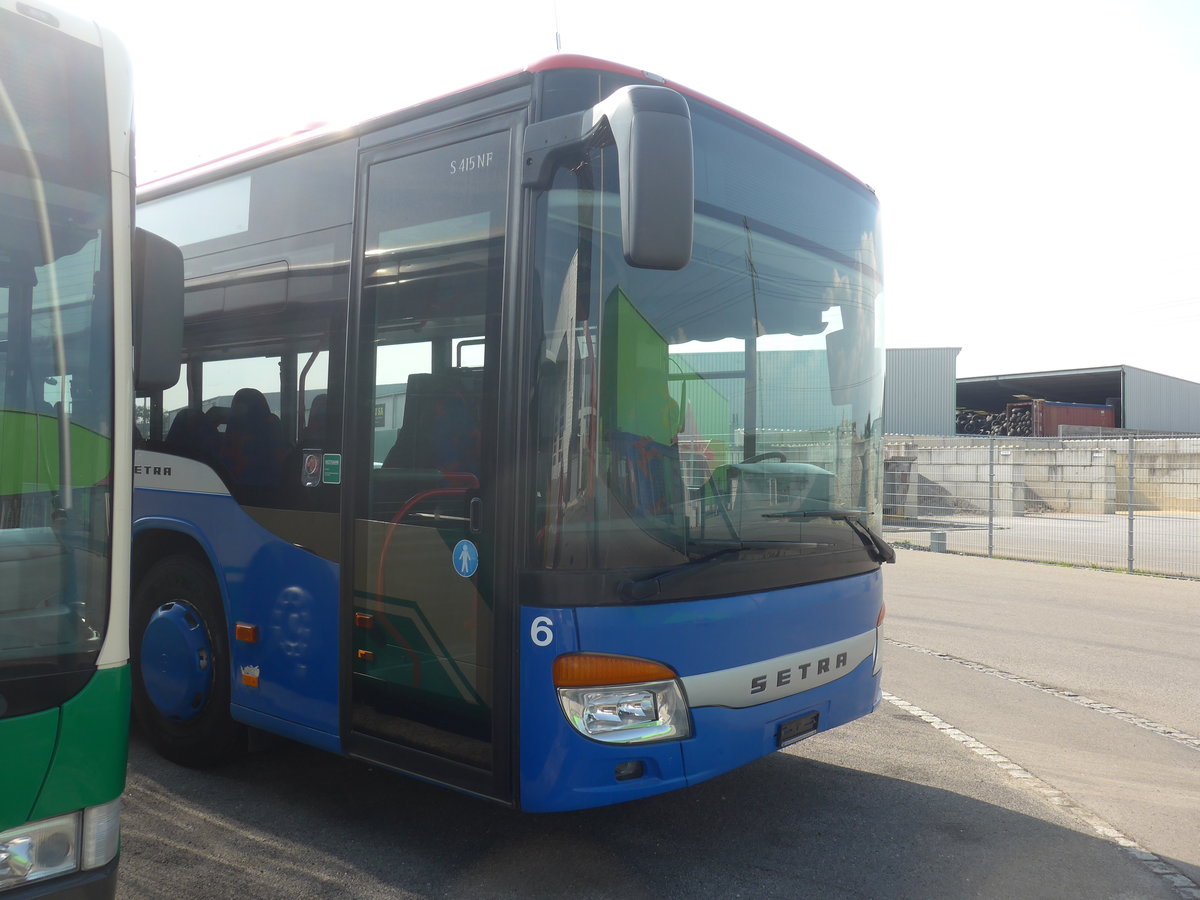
[131,554,247,767]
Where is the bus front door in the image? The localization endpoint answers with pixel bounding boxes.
[346,122,513,801]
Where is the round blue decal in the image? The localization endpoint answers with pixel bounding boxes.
[453,539,479,578]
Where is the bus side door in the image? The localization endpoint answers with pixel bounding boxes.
[346,117,517,802]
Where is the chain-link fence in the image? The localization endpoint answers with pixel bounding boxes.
[883,435,1200,579]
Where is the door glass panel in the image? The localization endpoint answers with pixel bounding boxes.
[352,131,508,769]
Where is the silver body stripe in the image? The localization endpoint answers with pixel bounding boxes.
[134,449,229,495]
[680,629,877,709]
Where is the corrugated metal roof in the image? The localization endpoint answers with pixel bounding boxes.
[957,365,1125,410]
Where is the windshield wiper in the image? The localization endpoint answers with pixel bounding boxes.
[618,546,747,602]
[763,508,896,564]
[616,541,834,602]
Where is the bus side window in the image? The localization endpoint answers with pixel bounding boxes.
[164,407,221,469]
[191,356,291,504]
[218,387,288,491]
[301,394,327,446]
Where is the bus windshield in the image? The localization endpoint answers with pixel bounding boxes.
[0,12,115,683]
[531,101,884,599]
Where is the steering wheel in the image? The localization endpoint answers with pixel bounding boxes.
[742,452,787,464]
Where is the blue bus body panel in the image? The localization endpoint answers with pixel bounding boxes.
[134,488,341,749]
[519,570,882,811]
[234,706,343,755]
[578,569,881,673]
[519,606,690,811]
[682,657,879,786]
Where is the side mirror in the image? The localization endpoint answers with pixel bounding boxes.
[524,85,694,270]
[132,227,183,393]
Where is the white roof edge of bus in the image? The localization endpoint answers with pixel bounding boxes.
[139,121,349,195]
[139,54,874,198]
[138,62,537,192]
[0,0,103,45]
[137,56,627,193]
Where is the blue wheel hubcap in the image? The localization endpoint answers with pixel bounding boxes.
[141,600,213,721]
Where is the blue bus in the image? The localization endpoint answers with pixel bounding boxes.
[131,55,890,812]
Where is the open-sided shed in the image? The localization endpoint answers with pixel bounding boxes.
[956,364,1200,433]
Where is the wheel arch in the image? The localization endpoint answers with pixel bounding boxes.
[132,519,228,619]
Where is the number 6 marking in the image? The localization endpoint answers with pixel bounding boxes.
[530,616,554,647]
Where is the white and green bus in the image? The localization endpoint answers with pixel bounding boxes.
[0,2,180,896]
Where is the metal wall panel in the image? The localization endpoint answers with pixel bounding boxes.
[883,348,959,435]
[1122,366,1200,433]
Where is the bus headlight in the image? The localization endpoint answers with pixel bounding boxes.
[0,814,79,889]
[552,653,691,744]
[558,680,691,743]
[0,800,119,891]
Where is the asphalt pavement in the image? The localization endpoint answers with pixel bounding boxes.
[115,550,1198,899]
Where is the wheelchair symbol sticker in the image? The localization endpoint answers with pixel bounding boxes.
[453,540,479,578]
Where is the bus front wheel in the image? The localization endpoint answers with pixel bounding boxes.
[131,554,247,767]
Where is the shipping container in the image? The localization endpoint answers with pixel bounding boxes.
[1007,399,1115,436]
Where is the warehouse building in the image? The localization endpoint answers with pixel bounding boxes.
[885,351,1200,435]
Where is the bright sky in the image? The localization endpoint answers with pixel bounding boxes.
[57,0,1200,383]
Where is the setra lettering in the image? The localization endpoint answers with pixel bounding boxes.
[748,652,850,695]
[134,465,172,477]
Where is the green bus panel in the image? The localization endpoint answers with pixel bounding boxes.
[0,709,58,828]
[29,665,130,821]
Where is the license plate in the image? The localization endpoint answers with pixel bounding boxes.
[777,712,819,748]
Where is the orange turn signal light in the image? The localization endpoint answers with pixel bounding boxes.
[552,653,677,688]
[877,602,887,627]
[235,623,258,643]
